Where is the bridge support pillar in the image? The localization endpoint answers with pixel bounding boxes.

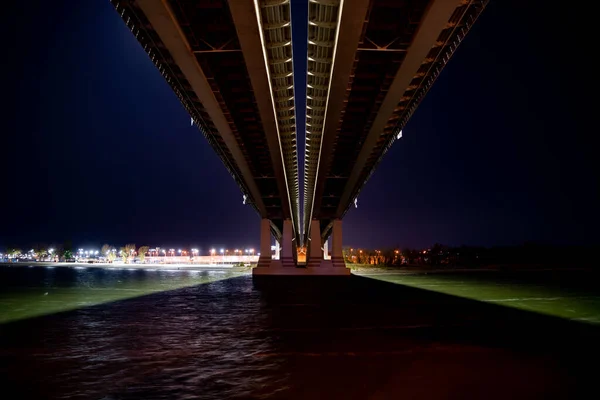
[254,219,348,276]
[307,219,322,268]
[281,219,295,268]
[274,240,280,260]
[257,218,272,269]
[331,219,346,269]
[324,239,329,260]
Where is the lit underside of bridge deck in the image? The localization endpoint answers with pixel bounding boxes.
[111,0,300,242]
[112,0,487,275]
[302,0,487,265]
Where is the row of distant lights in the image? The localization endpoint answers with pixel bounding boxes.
[72,248,257,256]
[150,248,256,255]
[1,248,57,258]
[30,248,56,255]
[78,249,98,256]
[2,248,259,258]
[349,248,427,254]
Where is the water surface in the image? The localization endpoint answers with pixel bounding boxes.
[1,266,599,399]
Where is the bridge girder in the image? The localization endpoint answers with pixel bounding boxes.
[111,0,300,241]
[303,0,488,243]
[111,0,487,248]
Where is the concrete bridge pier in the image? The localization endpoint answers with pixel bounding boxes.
[331,219,346,269]
[257,218,273,269]
[254,219,295,274]
[303,219,349,275]
[307,219,322,268]
[254,218,349,275]
[281,219,295,268]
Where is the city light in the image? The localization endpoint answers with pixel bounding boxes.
[397,129,403,140]
[1,243,263,265]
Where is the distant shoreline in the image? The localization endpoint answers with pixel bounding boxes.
[348,263,596,275]
[1,262,594,276]
[0,261,251,273]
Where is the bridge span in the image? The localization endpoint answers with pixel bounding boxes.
[112,0,487,275]
[301,0,487,273]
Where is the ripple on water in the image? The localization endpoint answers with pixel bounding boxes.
[1,269,599,399]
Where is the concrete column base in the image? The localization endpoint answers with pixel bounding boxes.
[306,259,322,268]
[331,256,346,268]
[257,257,272,269]
[281,256,295,268]
[252,265,351,276]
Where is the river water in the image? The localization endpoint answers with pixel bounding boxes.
[1,265,599,399]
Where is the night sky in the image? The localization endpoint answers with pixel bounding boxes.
[1,1,596,251]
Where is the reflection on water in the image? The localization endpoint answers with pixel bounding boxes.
[1,267,599,399]
[0,266,241,323]
[363,271,600,323]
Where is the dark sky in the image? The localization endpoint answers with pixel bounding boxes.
[1,0,596,251]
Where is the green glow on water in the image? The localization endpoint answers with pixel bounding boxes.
[360,271,600,324]
[0,266,246,324]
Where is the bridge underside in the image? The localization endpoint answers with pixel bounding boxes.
[112,0,487,276]
[112,0,300,243]
[303,0,488,243]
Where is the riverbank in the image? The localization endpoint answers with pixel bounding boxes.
[2,261,594,276]
[349,263,596,275]
[0,261,252,273]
